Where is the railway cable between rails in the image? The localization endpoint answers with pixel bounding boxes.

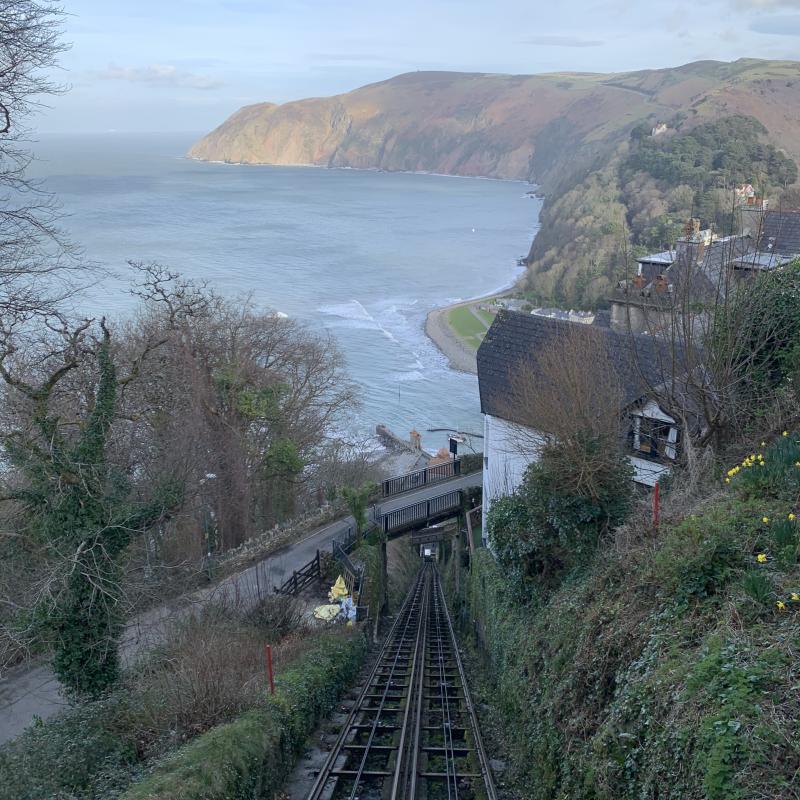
[305,562,497,800]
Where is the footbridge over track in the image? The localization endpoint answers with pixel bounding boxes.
[277,463,479,595]
[378,489,463,536]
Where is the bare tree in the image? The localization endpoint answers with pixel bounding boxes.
[502,325,629,502]
[118,263,359,552]
[0,269,208,692]
[0,2,89,314]
[618,210,800,450]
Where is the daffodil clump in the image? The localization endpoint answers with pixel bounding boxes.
[749,510,800,612]
[722,430,800,497]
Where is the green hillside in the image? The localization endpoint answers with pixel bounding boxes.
[446,433,800,799]
[190,58,800,305]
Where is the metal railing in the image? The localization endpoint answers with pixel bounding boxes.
[381,489,462,535]
[381,458,461,497]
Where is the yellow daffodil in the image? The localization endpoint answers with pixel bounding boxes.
[757,553,768,563]
[789,513,796,522]
[762,516,770,524]
[777,600,787,611]
[791,593,800,602]
[759,462,765,467]
[783,431,789,437]
[761,441,766,447]
[724,477,730,483]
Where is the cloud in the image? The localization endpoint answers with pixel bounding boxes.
[750,13,800,34]
[730,0,800,8]
[95,64,223,90]
[520,34,604,47]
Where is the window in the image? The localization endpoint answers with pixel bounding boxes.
[631,415,678,460]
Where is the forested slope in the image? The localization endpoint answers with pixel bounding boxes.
[191,59,800,305]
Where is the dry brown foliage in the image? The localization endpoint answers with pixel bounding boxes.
[129,596,307,748]
[502,324,631,502]
[505,323,625,446]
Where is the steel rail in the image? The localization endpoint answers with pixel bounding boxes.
[304,562,497,800]
[433,565,499,800]
[432,573,460,799]
[304,568,425,800]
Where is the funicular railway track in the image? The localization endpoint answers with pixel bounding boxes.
[306,563,497,800]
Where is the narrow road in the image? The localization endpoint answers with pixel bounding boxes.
[0,471,481,745]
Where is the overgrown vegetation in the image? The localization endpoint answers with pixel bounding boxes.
[489,439,633,601]
[453,432,800,800]
[0,598,365,800]
[0,266,366,687]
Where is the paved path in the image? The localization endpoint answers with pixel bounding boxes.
[0,471,480,745]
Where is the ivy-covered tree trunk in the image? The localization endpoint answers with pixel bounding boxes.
[4,324,181,696]
[50,556,126,695]
[36,332,132,694]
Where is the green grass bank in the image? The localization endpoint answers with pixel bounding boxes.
[0,625,367,800]
[445,436,800,800]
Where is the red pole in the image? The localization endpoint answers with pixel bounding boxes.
[653,482,660,530]
[264,643,275,695]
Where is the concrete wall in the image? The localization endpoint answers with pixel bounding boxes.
[610,301,672,335]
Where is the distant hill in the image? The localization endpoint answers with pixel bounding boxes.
[190,59,800,305]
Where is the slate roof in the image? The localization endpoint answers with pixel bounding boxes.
[612,235,755,308]
[477,311,682,428]
[669,235,753,299]
[636,249,676,282]
[758,210,800,257]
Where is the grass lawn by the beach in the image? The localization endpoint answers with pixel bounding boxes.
[447,306,488,350]
[476,308,497,327]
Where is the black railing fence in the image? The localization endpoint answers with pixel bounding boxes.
[381,458,461,497]
[381,489,462,535]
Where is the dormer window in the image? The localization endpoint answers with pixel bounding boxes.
[630,402,678,461]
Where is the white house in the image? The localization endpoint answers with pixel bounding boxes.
[476,311,683,539]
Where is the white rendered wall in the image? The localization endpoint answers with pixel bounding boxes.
[481,413,543,542]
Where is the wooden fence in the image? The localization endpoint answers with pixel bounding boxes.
[275,549,322,595]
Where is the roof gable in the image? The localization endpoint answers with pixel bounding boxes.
[477,311,676,428]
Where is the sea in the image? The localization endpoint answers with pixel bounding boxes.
[28,132,541,452]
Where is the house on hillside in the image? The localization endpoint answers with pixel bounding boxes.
[610,211,800,335]
[476,310,690,538]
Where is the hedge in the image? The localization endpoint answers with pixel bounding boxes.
[120,630,366,800]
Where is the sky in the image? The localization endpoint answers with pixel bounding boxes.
[33,0,800,134]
